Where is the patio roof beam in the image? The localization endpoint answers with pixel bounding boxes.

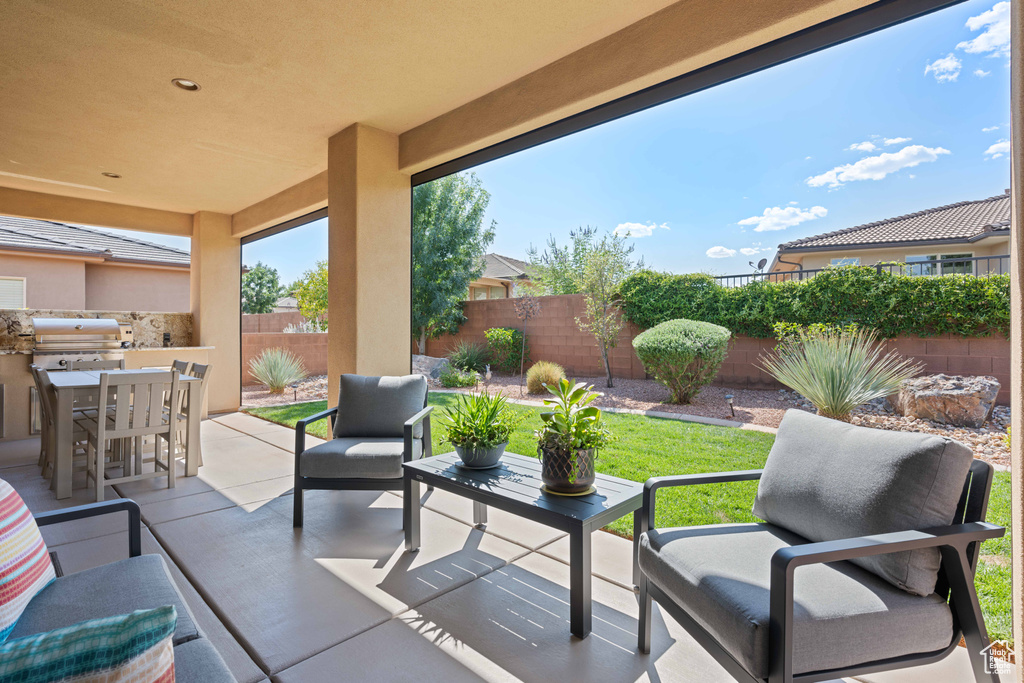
[0,186,192,236]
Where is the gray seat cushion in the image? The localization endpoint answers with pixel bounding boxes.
[11,554,200,646]
[752,409,973,596]
[300,437,422,479]
[639,523,953,679]
[334,374,427,439]
[173,637,237,683]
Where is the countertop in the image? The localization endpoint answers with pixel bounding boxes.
[0,346,214,356]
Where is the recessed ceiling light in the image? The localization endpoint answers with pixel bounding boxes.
[101,172,121,178]
[171,78,201,91]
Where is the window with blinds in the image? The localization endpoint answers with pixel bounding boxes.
[0,277,26,308]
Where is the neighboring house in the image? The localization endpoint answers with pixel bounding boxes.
[0,216,190,312]
[273,295,299,313]
[769,191,1011,276]
[468,253,530,300]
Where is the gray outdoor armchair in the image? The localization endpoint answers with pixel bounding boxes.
[637,409,1005,683]
[293,374,432,527]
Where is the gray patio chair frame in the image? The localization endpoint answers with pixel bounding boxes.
[637,460,1005,683]
[35,499,142,558]
[292,399,433,528]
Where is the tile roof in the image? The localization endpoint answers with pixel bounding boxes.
[0,215,189,266]
[480,253,528,280]
[778,192,1011,252]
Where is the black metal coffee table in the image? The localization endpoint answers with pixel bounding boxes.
[403,451,644,638]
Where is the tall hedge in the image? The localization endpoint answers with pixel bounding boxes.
[618,267,1010,338]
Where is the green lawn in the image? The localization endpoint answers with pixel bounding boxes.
[245,396,1012,643]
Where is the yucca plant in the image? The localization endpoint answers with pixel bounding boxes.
[249,348,308,394]
[759,327,922,422]
[447,340,488,373]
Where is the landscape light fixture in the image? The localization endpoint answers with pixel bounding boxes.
[724,394,735,417]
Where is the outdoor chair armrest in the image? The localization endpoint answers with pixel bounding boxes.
[34,499,143,558]
[404,406,434,462]
[642,470,763,533]
[294,406,339,456]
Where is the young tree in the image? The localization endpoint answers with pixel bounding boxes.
[241,262,285,314]
[526,226,601,295]
[412,173,496,354]
[293,260,328,331]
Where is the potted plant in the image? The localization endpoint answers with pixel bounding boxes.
[441,391,521,469]
[535,379,611,495]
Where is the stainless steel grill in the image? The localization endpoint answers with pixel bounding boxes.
[31,318,133,370]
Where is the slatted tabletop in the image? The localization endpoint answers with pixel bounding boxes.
[48,369,199,389]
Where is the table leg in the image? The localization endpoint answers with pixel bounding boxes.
[54,387,74,499]
[569,524,592,638]
[185,382,200,476]
[473,501,488,526]
[404,475,421,552]
[633,509,642,589]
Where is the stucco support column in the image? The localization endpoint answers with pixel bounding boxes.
[327,124,411,403]
[1011,0,1023,672]
[190,211,241,413]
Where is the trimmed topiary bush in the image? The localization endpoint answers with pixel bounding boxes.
[632,319,731,404]
[484,327,530,373]
[526,361,566,394]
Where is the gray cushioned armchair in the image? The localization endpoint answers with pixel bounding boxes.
[637,410,1005,683]
[293,374,432,527]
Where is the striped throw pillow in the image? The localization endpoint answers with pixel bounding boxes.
[0,605,176,683]
[0,479,55,642]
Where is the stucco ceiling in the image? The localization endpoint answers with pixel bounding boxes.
[0,0,679,215]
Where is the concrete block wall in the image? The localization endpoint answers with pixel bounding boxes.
[242,332,328,381]
[241,312,305,333]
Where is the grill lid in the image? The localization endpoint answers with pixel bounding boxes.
[32,318,122,338]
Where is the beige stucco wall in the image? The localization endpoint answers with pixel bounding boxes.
[781,238,1011,274]
[84,264,190,312]
[1008,0,1022,668]
[0,254,86,309]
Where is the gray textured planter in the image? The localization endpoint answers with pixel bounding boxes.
[539,446,596,494]
[454,442,507,469]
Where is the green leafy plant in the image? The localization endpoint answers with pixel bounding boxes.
[773,322,860,341]
[485,327,530,373]
[446,340,488,373]
[441,392,522,449]
[293,260,329,331]
[619,267,1010,339]
[241,262,285,314]
[526,361,566,394]
[759,327,922,421]
[632,319,731,404]
[248,348,308,394]
[535,379,611,452]
[439,366,479,388]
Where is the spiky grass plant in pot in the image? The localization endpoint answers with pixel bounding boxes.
[535,379,611,494]
[441,391,522,469]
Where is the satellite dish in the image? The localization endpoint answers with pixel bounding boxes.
[757,258,768,270]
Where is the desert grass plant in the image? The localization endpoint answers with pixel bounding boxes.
[439,366,479,388]
[446,340,489,374]
[249,348,308,394]
[441,391,523,450]
[632,319,731,404]
[759,327,922,422]
[526,361,566,394]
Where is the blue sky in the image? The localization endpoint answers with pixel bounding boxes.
[112,0,1010,281]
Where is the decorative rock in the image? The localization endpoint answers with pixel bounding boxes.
[891,374,1001,428]
[412,354,450,379]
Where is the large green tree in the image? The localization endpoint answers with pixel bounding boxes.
[527,226,603,295]
[293,260,328,331]
[413,173,495,353]
[241,261,285,314]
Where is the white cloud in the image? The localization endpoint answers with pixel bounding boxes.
[612,221,669,238]
[740,247,762,256]
[958,2,1010,57]
[738,205,827,232]
[925,53,962,82]
[788,201,799,205]
[806,145,950,188]
[706,246,737,259]
[883,137,912,146]
[804,156,812,160]
[847,141,877,152]
[982,125,1000,132]
[985,140,1010,159]
[974,69,992,77]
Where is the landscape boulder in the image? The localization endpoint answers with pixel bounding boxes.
[412,354,450,379]
[890,374,1000,428]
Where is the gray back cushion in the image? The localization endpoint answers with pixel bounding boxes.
[334,374,427,439]
[752,410,973,596]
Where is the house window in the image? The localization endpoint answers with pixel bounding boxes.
[830,257,860,266]
[489,286,506,299]
[906,253,973,276]
[0,277,26,308]
[473,288,488,300]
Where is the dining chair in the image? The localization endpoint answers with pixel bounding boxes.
[172,359,191,375]
[158,362,211,470]
[80,370,186,501]
[29,365,91,488]
[70,359,126,371]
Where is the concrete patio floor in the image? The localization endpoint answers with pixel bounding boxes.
[0,412,1011,683]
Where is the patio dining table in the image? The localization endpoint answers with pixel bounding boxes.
[48,369,202,499]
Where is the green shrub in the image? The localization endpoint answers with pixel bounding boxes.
[248,348,308,394]
[447,340,488,373]
[484,327,530,373]
[441,391,522,449]
[632,319,731,404]
[526,361,566,394]
[439,366,479,388]
[759,327,922,421]
[619,267,1010,338]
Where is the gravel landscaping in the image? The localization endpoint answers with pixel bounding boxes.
[242,374,328,407]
